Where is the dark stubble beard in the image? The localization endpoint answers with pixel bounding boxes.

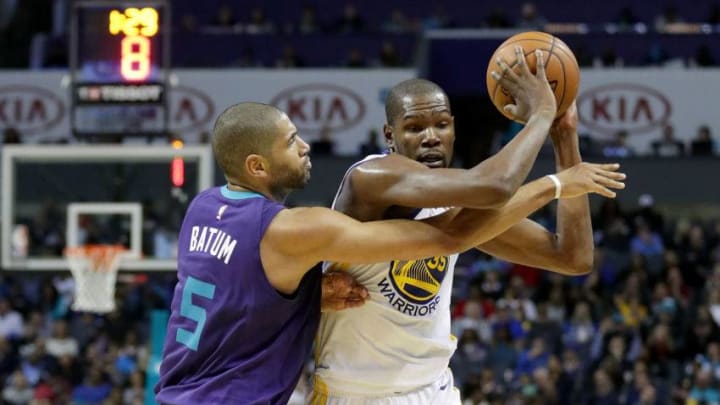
[269,165,310,202]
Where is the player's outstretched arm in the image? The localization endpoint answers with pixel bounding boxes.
[351,49,558,210]
[426,160,623,270]
[477,103,604,275]
[259,207,467,293]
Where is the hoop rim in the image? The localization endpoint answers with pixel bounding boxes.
[64,244,129,256]
[64,244,129,273]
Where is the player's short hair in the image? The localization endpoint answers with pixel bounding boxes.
[384,79,449,124]
[212,102,283,180]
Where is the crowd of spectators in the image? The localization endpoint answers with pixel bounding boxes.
[3,183,720,404]
[444,196,720,404]
[0,1,718,69]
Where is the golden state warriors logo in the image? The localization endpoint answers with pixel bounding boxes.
[389,256,447,304]
[377,256,449,317]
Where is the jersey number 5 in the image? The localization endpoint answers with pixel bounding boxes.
[176,276,216,351]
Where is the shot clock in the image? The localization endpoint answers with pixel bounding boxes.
[109,6,159,82]
[69,0,170,139]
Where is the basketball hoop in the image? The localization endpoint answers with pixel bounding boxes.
[64,244,128,313]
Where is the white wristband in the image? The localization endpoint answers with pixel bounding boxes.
[547,174,562,199]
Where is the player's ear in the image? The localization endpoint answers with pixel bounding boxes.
[383,123,396,153]
[245,154,269,179]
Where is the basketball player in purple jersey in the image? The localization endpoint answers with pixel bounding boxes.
[154,101,623,404]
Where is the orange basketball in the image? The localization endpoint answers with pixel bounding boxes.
[485,31,580,122]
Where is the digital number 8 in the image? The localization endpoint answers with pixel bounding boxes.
[121,36,150,81]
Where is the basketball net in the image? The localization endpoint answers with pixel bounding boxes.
[64,244,127,313]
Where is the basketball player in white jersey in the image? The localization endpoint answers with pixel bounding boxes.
[310,50,622,403]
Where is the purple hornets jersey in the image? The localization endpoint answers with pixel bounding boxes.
[155,186,321,405]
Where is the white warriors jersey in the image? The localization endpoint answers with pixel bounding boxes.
[314,154,459,395]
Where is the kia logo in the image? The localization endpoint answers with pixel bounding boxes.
[169,86,215,132]
[270,84,366,134]
[577,83,671,136]
[0,86,64,134]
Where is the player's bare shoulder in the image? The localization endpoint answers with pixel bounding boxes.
[333,155,428,221]
[346,155,427,200]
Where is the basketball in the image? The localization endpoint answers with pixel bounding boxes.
[485,31,580,122]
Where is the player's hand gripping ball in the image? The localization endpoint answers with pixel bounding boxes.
[486,31,580,122]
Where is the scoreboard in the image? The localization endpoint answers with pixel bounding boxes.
[70,0,170,139]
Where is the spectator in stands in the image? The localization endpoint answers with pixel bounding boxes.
[709,3,720,24]
[234,47,263,67]
[516,337,550,377]
[616,6,640,31]
[683,307,720,359]
[0,336,17,378]
[709,287,720,327]
[694,341,720,380]
[359,129,382,156]
[528,303,563,354]
[334,4,365,33]
[450,329,488,388]
[452,300,492,344]
[545,286,566,322]
[603,129,634,158]
[614,276,649,329]
[688,368,720,403]
[275,45,305,68]
[597,47,624,67]
[296,5,320,34]
[651,123,685,157]
[0,0,18,32]
[310,126,335,156]
[644,42,669,66]
[344,48,367,68]
[654,5,684,32]
[381,9,414,33]
[244,7,275,35]
[691,125,716,156]
[3,127,21,144]
[594,198,632,251]
[517,2,548,30]
[634,193,663,229]
[486,325,518,377]
[625,366,658,405]
[377,41,402,67]
[209,4,238,30]
[573,44,595,67]
[630,218,665,271]
[0,299,23,340]
[694,44,717,67]
[2,370,33,405]
[123,370,145,404]
[71,367,111,404]
[180,14,197,33]
[563,301,597,358]
[422,4,452,30]
[45,321,78,359]
[485,7,512,28]
[19,339,56,386]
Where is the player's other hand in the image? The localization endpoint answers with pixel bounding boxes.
[491,47,557,123]
[550,101,578,139]
[555,162,626,199]
[321,270,369,312]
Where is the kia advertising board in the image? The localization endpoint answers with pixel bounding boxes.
[576,69,719,154]
[0,69,415,155]
[2,69,718,155]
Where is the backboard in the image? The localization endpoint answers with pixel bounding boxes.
[1,145,213,271]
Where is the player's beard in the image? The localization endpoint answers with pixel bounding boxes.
[269,161,310,201]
